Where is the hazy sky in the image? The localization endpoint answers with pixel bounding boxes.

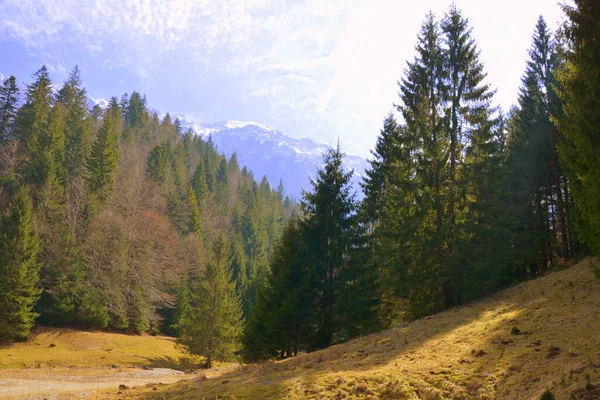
[0,0,564,157]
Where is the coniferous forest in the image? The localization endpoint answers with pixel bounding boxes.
[1,0,599,368]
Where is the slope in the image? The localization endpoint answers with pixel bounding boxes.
[124,258,600,399]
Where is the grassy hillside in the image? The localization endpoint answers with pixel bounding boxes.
[125,258,600,399]
[0,328,196,370]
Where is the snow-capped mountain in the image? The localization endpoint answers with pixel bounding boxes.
[188,120,368,200]
[87,98,367,200]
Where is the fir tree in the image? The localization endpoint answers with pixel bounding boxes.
[0,187,41,341]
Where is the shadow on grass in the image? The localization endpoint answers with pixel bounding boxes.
[142,355,203,371]
[140,260,600,399]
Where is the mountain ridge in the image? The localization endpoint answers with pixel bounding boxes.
[88,97,368,199]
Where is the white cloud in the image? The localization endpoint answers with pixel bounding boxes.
[0,0,565,157]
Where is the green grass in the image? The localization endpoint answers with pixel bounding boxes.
[0,328,198,370]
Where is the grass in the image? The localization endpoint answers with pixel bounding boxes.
[122,257,600,399]
[0,327,198,370]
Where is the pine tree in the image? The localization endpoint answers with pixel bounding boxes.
[0,76,20,144]
[554,0,600,256]
[176,235,242,367]
[86,98,121,201]
[56,66,93,179]
[0,187,41,341]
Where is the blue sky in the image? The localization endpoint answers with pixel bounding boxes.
[0,0,563,157]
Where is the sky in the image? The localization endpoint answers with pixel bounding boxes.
[0,0,564,157]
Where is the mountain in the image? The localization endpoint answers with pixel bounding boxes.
[87,99,368,200]
[190,120,367,200]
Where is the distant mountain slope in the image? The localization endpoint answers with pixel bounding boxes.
[87,95,368,200]
[187,120,368,200]
[136,258,600,400]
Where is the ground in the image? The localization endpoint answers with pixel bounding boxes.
[1,258,599,399]
[0,328,203,399]
[126,258,600,399]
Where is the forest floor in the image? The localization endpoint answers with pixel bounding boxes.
[2,258,599,399]
[0,328,205,399]
[117,257,600,400]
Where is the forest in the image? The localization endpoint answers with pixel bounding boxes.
[0,0,598,368]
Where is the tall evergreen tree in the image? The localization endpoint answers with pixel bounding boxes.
[554,0,600,256]
[86,98,121,201]
[191,161,208,203]
[301,145,361,348]
[361,113,401,224]
[0,188,41,341]
[0,76,20,144]
[15,66,54,186]
[56,66,93,179]
[243,218,312,360]
[176,235,242,367]
[377,7,503,316]
[507,16,573,276]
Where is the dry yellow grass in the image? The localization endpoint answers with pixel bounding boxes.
[0,327,195,370]
[122,257,600,400]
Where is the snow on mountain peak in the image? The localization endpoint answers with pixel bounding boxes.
[193,120,274,137]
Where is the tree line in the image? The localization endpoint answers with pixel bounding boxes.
[0,66,296,357]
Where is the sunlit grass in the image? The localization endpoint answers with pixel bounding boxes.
[0,328,197,370]
[127,257,600,399]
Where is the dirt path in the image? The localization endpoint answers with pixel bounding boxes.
[0,367,196,399]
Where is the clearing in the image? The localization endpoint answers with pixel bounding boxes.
[0,328,202,399]
[121,257,600,399]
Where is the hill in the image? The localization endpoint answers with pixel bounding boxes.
[122,258,600,399]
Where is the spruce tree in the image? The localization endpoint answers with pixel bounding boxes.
[56,66,93,179]
[301,144,361,348]
[243,218,312,360]
[191,161,208,203]
[15,66,54,186]
[0,76,20,144]
[176,235,242,367]
[86,98,121,201]
[507,16,574,275]
[377,13,447,316]
[0,187,41,341]
[554,0,600,256]
[361,113,401,224]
